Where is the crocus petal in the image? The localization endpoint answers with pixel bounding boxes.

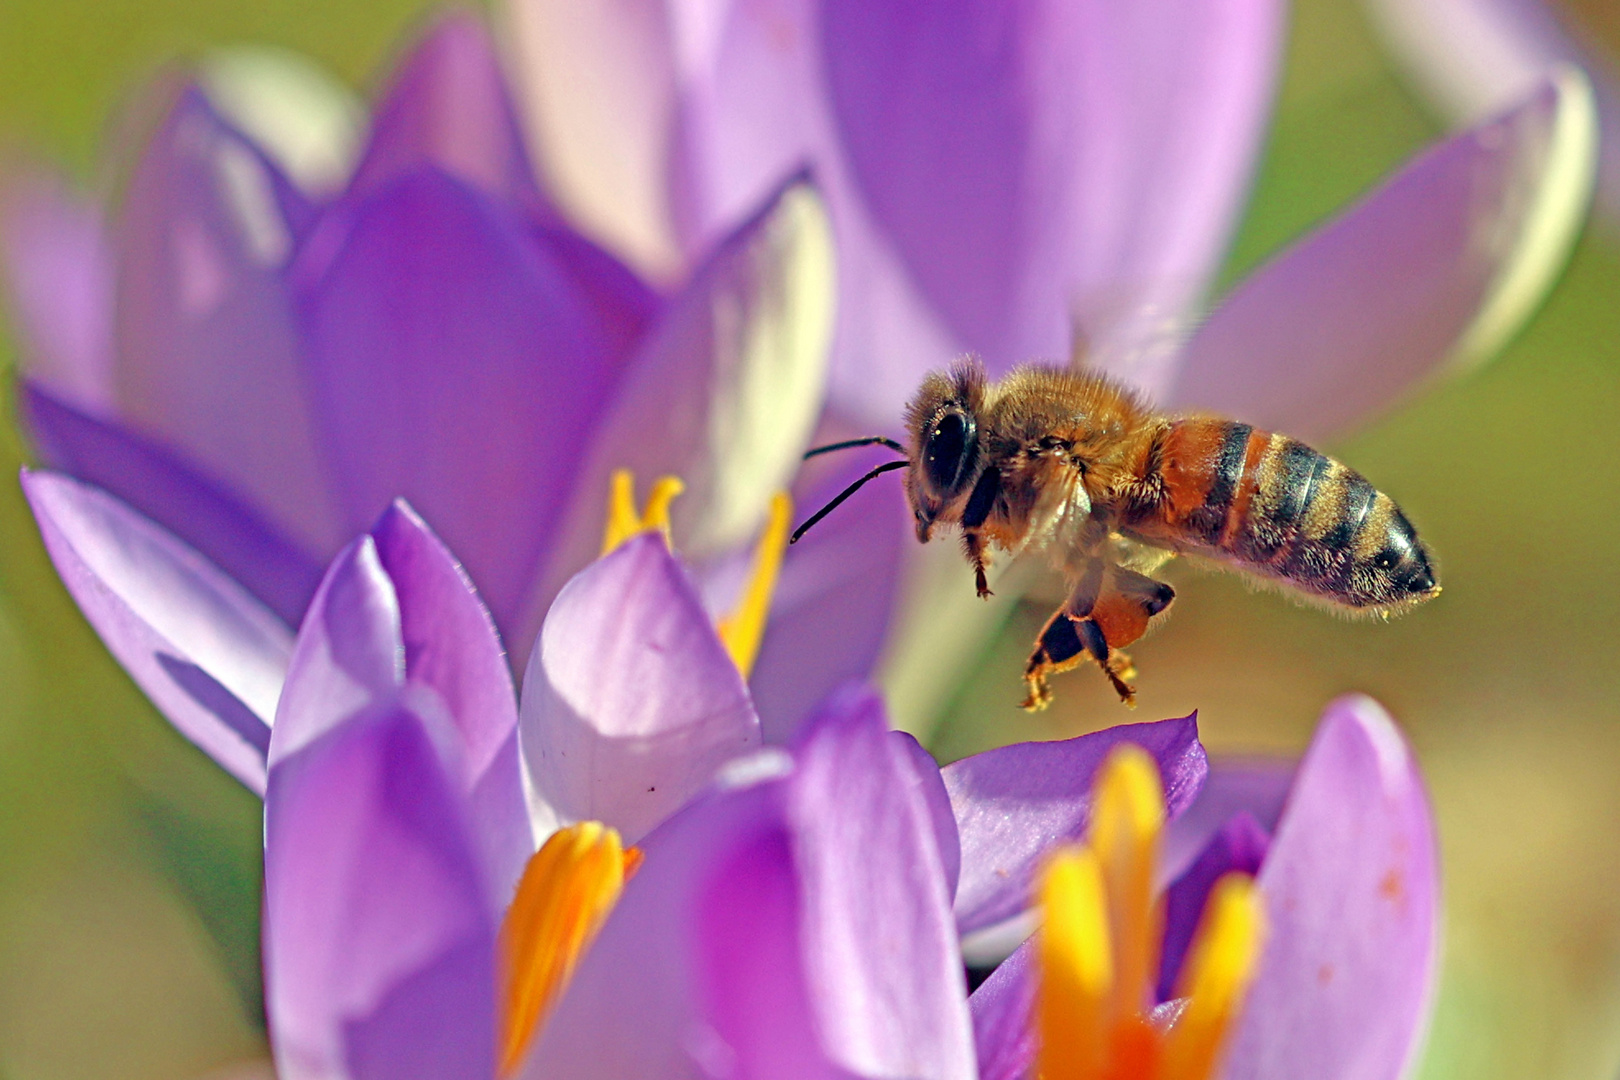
[1222,695,1439,1080]
[264,700,494,1080]
[944,715,1207,935]
[291,167,629,636]
[24,382,323,624]
[22,469,291,794]
[520,534,759,844]
[892,730,961,902]
[0,166,116,411]
[1169,70,1597,439]
[822,0,1285,398]
[1363,0,1620,228]
[785,686,975,1080]
[114,87,341,555]
[1161,757,1295,883]
[371,500,532,897]
[269,536,404,770]
[1157,811,1270,1002]
[199,45,366,198]
[529,684,971,1080]
[349,12,553,221]
[969,940,1036,1080]
[747,447,908,743]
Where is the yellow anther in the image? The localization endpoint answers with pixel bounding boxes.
[1161,873,1266,1080]
[498,822,638,1075]
[1090,745,1166,1018]
[715,492,792,678]
[601,470,685,555]
[1037,847,1113,1080]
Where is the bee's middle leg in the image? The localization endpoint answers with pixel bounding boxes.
[1021,564,1175,710]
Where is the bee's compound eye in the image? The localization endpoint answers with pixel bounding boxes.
[925,408,976,495]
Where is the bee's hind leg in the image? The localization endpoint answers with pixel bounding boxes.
[1020,563,1175,711]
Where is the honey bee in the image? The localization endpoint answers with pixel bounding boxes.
[792,360,1440,710]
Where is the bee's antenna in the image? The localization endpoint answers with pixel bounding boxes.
[803,436,905,459]
[790,460,909,544]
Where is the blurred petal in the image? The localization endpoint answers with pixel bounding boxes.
[349,12,553,221]
[785,687,975,1080]
[1223,695,1440,1080]
[264,701,495,1080]
[200,45,366,198]
[291,167,629,635]
[1157,811,1270,1002]
[24,382,323,624]
[969,939,1036,1080]
[0,165,116,410]
[22,469,291,794]
[1363,0,1620,228]
[499,0,685,280]
[1169,71,1597,439]
[269,536,403,770]
[520,534,759,844]
[822,0,1285,396]
[747,446,908,742]
[1161,757,1295,883]
[944,715,1207,935]
[892,730,961,902]
[115,87,341,554]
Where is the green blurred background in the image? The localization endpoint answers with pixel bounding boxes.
[0,0,1617,1077]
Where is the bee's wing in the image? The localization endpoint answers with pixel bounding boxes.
[1108,532,1177,576]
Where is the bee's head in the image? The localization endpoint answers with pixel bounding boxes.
[904,360,986,541]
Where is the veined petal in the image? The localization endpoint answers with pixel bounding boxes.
[1363,0,1620,228]
[114,86,340,555]
[349,12,554,221]
[371,500,532,899]
[24,382,323,624]
[1222,695,1440,1080]
[22,470,291,794]
[944,715,1207,935]
[822,0,1285,396]
[1169,70,1598,439]
[291,167,631,637]
[264,700,495,1080]
[529,177,834,646]
[0,165,116,411]
[520,533,759,845]
[1161,757,1295,885]
[269,536,404,770]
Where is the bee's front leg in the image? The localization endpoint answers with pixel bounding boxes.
[962,531,993,599]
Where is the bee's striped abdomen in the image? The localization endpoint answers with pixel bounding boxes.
[1140,419,1438,609]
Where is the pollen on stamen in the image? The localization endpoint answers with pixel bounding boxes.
[601,469,686,555]
[498,822,639,1076]
[716,491,792,678]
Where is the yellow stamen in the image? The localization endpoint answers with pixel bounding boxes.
[497,822,638,1075]
[1037,847,1113,1080]
[600,469,685,555]
[715,492,792,678]
[1089,745,1166,1018]
[1160,874,1267,1080]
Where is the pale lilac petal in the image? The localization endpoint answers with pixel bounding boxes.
[1161,757,1295,883]
[1169,71,1597,439]
[0,166,115,410]
[822,0,1285,397]
[349,12,553,221]
[892,730,961,902]
[370,500,532,895]
[1157,811,1270,1002]
[1223,695,1440,1080]
[969,940,1036,1080]
[748,445,909,743]
[114,86,340,555]
[785,686,975,1080]
[291,167,630,636]
[268,536,404,770]
[24,383,323,624]
[945,715,1207,934]
[22,470,291,794]
[264,700,494,1080]
[520,534,759,844]
[1364,0,1620,228]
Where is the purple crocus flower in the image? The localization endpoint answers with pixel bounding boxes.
[970,694,1439,1080]
[0,13,898,738]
